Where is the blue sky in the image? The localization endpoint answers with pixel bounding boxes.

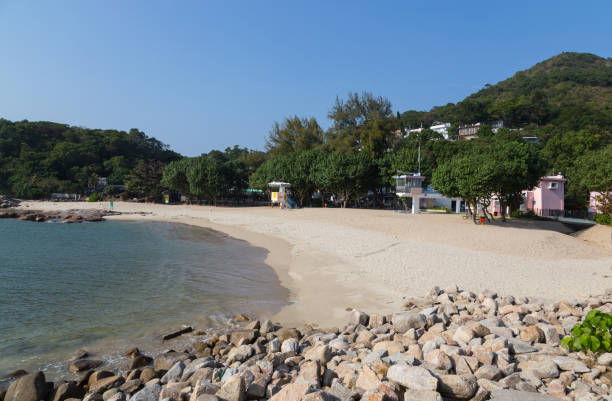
[1,1,610,156]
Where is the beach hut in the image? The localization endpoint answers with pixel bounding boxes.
[268,182,296,209]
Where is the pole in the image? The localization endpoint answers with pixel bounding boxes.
[418,142,421,175]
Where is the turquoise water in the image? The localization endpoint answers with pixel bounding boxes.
[0,219,288,378]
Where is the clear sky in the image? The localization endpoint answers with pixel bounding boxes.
[1,1,610,156]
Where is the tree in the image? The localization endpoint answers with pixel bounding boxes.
[126,160,166,200]
[265,116,324,155]
[486,139,545,220]
[326,92,395,156]
[313,152,375,208]
[249,150,324,207]
[161,158,191,198]
[571,145,612,214]
[432,153,497,222]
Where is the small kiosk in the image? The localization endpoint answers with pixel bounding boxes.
[268,181,294,209]
[394,173,426,214]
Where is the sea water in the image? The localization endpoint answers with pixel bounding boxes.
[0,219,288,378]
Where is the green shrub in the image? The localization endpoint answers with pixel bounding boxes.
[88,192,101,202]
[560,310,612,353]
[593,213,612,226]
[510,210,523,218]
[427,206,450,212]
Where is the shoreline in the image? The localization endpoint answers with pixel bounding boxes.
[17,201,612,325]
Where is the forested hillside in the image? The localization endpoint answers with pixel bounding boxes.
[401,52,612,132]
[0,120,179,198]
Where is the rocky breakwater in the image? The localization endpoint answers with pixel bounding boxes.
[0,195,20,208]
[2,287,612,401]
[0,208,114,223]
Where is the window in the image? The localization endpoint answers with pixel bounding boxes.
[548,182,559,190]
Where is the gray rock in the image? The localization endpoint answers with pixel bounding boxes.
[490,389,561,400]
[393,312,427,333]
[69,359,103,373]
[530,359,559,379]
[349,310,369,326]
[4,372,48,401]
[260,319,275,334]
[281,338,299,353]
[119,379,143,393]
[404,389,443,401]
[215,374,245,401]
[129,383,161,401]
[51,381,85,401]
[153,352,188,371]
[507,338,537,354]
[597,352,612,366]
[387,365,438,391]
[161,361,185,384]
[267,337,281,353]
[551,356,590,372]
[436,374,478,399]
[226,345,253,364]
[89,375,125,394]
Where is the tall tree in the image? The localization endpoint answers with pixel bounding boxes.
[265,116,324,155]
[326,92,395,156]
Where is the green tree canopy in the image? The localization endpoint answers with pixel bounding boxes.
[265,116,324,155]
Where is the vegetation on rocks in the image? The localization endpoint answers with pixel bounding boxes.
[561,310,612,354]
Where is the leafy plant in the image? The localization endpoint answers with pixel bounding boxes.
[561,310,612,353]
[593,213,612,226]
[88,192,100,202]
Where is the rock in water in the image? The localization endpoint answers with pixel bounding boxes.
[4,371,48,401]
[69,359,103,373]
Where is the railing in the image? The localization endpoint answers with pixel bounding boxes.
[534,209,594,219]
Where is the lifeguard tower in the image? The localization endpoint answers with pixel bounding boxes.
[268,181,295,209]
[393,172,426,214]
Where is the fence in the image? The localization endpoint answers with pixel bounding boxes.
[534,208,594,219]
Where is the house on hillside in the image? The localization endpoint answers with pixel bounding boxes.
[521,175,566,217]
[430,122,451,139]
[491,120,504,133]
[458,123,481,140]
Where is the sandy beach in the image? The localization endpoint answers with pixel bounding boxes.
[20,202,612,327]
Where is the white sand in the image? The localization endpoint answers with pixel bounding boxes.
[20,202,612,327]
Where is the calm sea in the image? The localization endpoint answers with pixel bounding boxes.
[0,219,288,378]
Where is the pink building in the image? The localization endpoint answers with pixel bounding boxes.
[522,175,566,216]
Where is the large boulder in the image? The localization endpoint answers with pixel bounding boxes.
[436,374,478,399]
[386,365,438,391]
[268,382,312,401]
[4,372,48,401]
[69,359,103,373]
[153,351,188,372]
[392,313,427,333]
[130,383,161,401]
[215,375,245,401]
[52,381,85,401]
[89,375,125,394]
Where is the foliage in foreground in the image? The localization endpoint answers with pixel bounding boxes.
[561,310,612,353]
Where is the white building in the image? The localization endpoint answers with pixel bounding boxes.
[430,122,451,139]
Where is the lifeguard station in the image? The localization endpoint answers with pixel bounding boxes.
[394,172,426,214]
[268,181,296,209]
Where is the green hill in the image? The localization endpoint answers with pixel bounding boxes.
[401,52,612,132]
[0,119,179,198]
